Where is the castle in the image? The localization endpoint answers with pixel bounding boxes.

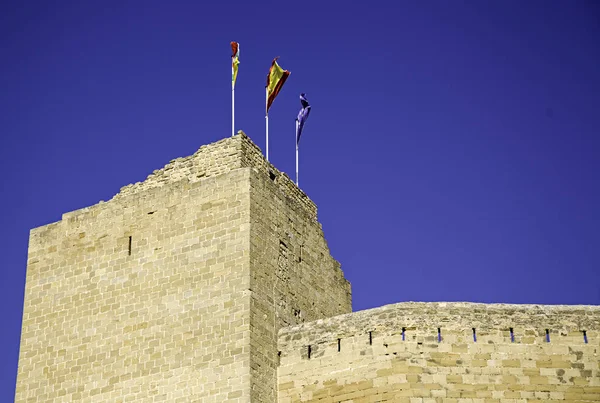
[16,133,599,402]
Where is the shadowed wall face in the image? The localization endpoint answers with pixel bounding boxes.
[248,168,351,402]
[278,303,600,402]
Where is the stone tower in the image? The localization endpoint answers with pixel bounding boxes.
[16,133,351,402]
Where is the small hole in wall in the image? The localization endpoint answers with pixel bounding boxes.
[307,345,311,359]
[128,236,132,256]
[147,211,155,215]
[269,171,276,181]
[277,351,281,365]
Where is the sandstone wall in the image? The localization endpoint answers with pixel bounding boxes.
[17,167,252,402]
[112,132,317,222]
[248,167,352,402]
[278,302,600,403]
[17,132,351,403]
[112,135,243,201]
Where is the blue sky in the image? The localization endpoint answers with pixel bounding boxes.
[1,1,599,399]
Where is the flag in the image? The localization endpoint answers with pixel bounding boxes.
[231,42,240,88]
[296,93,311,145]
[266,57,290,112]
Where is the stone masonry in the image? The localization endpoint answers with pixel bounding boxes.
[17,133,599,402]
[16,133,351,402]
[278,302,600,402]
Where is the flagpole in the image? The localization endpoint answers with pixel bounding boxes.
[232,62,235,137]
[295,120,299,186]
[265,87,269,161]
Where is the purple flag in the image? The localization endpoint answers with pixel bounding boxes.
[296,93,311,145]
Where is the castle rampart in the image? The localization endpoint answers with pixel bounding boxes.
[278,302,600,402]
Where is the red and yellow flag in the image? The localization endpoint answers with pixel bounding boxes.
[231,42,239,88]
[266,57,290,113]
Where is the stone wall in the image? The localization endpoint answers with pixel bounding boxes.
[240,135,317,220]
[248,167,352,402]
[111,132,317,222]
[16,168,253,402]
[16,132,351,402]
[112,135,243,201]
[278,302,600,402]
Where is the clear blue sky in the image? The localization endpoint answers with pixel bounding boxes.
[1,1,599,399]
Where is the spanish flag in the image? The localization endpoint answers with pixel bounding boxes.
[266,57,290,112]
[231,42,239,88]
